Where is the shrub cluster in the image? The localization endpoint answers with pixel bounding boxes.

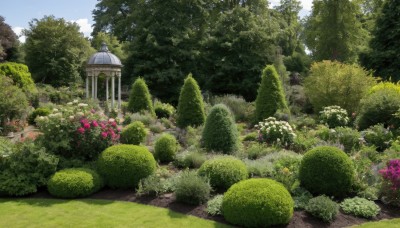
[174,171,211,205]
[206,195,224,216]
[305,195,339,223]
[120,121,148,145]
[173,150,206,169]
[222,178,294,227]
[340,197,380,218]
[202,104,238,154]
[154,101,175,118]
[97,145,156,188]
[28,107,51,124]
[362,124,393,152]
[319,106,349,128]
[154,133,177,163]
[198,156,247,190]
[47,168,103,198]
[379,159,400,206]
[299,146,355,197]
[127,78,155,115]
[211,95,254,122]
[256,117,296,147]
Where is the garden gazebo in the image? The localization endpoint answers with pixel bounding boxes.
[86,42,123,109]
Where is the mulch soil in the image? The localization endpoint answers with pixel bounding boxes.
[26,188,400,228]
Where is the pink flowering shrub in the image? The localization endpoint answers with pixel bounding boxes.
[379,159,400,206]
[36,101,120,160]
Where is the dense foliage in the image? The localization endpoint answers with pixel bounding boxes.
[176,75,205,128]
[222,178,294,227]
[202,104,238,154]
[319,106,349,128]
[198,156,247,190]
[0,62,37,99]
[127,78,154,115]
[379,159,400,206]
[340,197,380,218]
[154,133,178,163]
[256,117,296,147]
[305,195,339,223]
[28,107,51,125]
[299,146,355,197]
[174,171,211,205]
[47,168,103,198]
[0,16,20,62]
[255,65,288,122]
[120,121,147,145]
[97,145,156,188]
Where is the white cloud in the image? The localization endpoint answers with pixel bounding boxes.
[12,27,26,43]
[71,18,93,37]
[269,0,312,15]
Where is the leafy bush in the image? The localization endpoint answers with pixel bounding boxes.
[255,65,288,122]
[28,107,51,124]
[304,61,376,113]
[368,81,400,95]
[36,84,84,104]
[305,195,339,222]
[272,155,302,192]
[0,141,58,196]
[242,132,258,142]
[97,145,156,188]
[362,124,393,152]
[291,131,320,153]
[319,106,349,128]
[356,89,400,130]
[206,195,224,216]
[256,117,296,147]
[379,159,400,206]
[198,156,247,190]
[174,171,211,205]
[120,121,147,145]
[47,168,103,198]
[176,74,205,128]
[332,127,362,153]
[340,197,380,218]
[292,187,313,210]
[202,104,239,154]
[127,78,155,115]
[244,142,273,159]
[154,100,175,118]
[136,170,178,196]
[222,178,294,227]
[299,146,355,197]
[154,133,178,163]
[173,150,206,169]
[211,95,254,122]
[0,137,14,161]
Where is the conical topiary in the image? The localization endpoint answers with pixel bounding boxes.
[176,74,205,128]
[255,65,288,122]
[202,104,238,154]
[128,77,155,115]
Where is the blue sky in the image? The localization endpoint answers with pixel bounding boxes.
[1,0,311,43]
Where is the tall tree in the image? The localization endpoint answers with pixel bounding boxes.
[360,0,400,81]
[0,16,20,62]
[91,32,127,61]
[24,16,94,86]
[304,0,367,62]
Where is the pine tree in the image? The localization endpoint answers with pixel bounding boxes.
[176,74,205,128]
[255,65,288,122]
[202,104,238,154]
[127,78,154,115]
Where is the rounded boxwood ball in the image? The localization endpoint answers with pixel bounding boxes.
[120,121,148,145]
[198,156,247,190]
[299,146,355,197]
[97,144,156,188]
[47,168,103,198]
[154,133,178,163]
[222,178,294,227]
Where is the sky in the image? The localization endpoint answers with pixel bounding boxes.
[1,0,311,43]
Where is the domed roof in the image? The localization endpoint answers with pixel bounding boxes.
[87,42,122,66]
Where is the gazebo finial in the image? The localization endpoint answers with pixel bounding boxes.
[100,42,109,52]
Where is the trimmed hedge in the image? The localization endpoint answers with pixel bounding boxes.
[202,104,238,154]
[222,178,294,227]
[97,145,156,188]
[120,121,148,145]
[176,74,205,128]
[127,78,154,115]
[198,156,247,190]
[154,133,178,163]
[299,146,355,197]
[47,168,103,198]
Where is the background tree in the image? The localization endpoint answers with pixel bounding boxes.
[360,0,400,81]
[91,32,128,61]
[304,0,367,62]
[0,16,20,62]
[24,16,94,86]
[255,65,288,122]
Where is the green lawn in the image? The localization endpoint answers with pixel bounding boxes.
[354,219,400,228]
[0,198,231,228]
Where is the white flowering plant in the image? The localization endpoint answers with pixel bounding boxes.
[255,117,296,147]
[320,106,349,128]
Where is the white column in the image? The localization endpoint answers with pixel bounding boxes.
[85,76,89,99]
[118,73,121,110]
[95,76,98,99]
[106,77,109,104]
[91,75,95,99]
[111,76,115,109]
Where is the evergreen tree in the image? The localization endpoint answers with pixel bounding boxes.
[255,65,288,122]
[202,104,238,154]
[176,74,205,128]
[127,78,154,115]
[360,0,400,81]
